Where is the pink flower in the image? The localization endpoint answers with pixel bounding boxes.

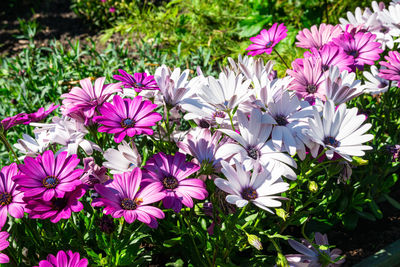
[95,95,162,143]
[296,24,342,50]
[61,77,122,124]
[26,186,86,223]
[1,113,30,131]
[80,157,109,188]
[35,250,88,267]
[93,168,165,228]
[113,69,159,92]
[246,23,287,56]
[332,31,383,71]
[304,45,354,72]
[27,104,59,123]
[0,163,25,229]
[379,51,400,85]
[143,152,208,213]
[13,150,83,201]
[109,7,116,13]
[0,232,9,264]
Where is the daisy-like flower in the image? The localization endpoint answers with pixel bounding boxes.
[286,232,345,267]
[324,66,363,105]
[61,77,122,124]
[13,150,83,201]
[0,232,9,264]
[339,6,379,31]
[363,66,391,94]
[214,160,289,212]
[296,24,342,50]
[80,157,109,187]
[26,186,86,223]
[227,55,275,82]
[331,31,383,71]
[143,152,208,213]
[304,45,354,73]
[218,108,297,180]
[93,168,165,228]
[253,76,292,109]
[379,51,400,84]
[113,69,159,92]
[35,250,88,267]
[1,113,30,132]
[246,23,288,56]
[95,95,162,143]
[27,103,59,123]
[287,57,326,103]
[14,132,50,159]
[0,163,25,229]
[306,100,373,161]
[103,141,141,174]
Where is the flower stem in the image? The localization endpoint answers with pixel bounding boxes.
[227,110,236,131]
[0,132,21,164]
[273,49,290,69]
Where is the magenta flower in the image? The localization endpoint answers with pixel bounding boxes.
[0,163,25,229]
[113,69,159,92]
[95,95,162,143]
[1,113,30,131]
[287,57,326,103]
[296,24,342,50]
[0,231,9,264]
[304,45,354,72]
[93,168,165,228]
[80,157,109,188]
[26,186,86,223]
[379,51,400,85]
[35,250,88,267]
[61,77,122,124]
[27,104,59,123]
[143,152,208,213]
[332,31,383,71]
[109,7,115,13]
[246,23,287,56]
[13,150,83,201]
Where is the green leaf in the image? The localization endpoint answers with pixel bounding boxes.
[355,210,376,221]
[163,236,182,248]
[384,194,400,210]
[342,213,359,230]
[369,199,383,219]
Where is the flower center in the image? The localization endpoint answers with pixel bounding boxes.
[321,64,329,72]
[306,84,318,94]
[348,50,359,58]
[247,147,259,160]
[275,115,288,126]
[324,136,340,147]
[242,187,258,200]
[0,192,12,206]
[199,119,210,128]
[121,118,135,128]
[134,82,144,88]
[378,82,387,88]
[162,176,179,190]
[52,197,68,210]
[380,27,389,34]
[213,111,226,119]
[265,41,273,48]
[120,198,142,210]
[42,176,59,189]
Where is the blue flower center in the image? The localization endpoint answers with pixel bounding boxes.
[324,136,340,148]
[134,82,144,88]
[121,198,139,210]
[348,50,359,58]
[121,118,135,128]
[265,41,273,48]
[0,192,12,206]
[43,176,59,189]
[275,115,288,126]
[247,147,259,160]
[242,187,258,200]
[162,176,179,190]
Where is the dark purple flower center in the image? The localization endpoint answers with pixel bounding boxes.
[162,176,179,190]
[322,64,329,72]
[324,136,340,147]
[121,198,141,210]
[121,118,135,128]
[43,176,59,189]
[306,84,318,94]
[52,197,68,210]
[378,82,388,88]
[213,111,226,119]
[199,119,210,128]
[348,50,359,58]
[380,27,389,34]
[0,192,12,206]
[247,147,259,160]
[242,187,258,200]
[133,82,144,88]
[265,41,273,48]
[275,115,288,126]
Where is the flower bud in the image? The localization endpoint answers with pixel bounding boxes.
[309,181,318,193]
[247,234,263,250]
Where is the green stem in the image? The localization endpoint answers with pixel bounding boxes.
[227,110,236,131]
[273,49,290,69]
[0,132,21,164]
[180,215,208,267]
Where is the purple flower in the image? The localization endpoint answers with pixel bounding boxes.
[35,250,88,267]
[0,231,9,264]
[109,7,116,13]
[26,186,86,223]
[27,104,59,123]
[246,23,287,56]
[143,152,208,213]
[1,113,30,131]
[0,163,25,229]
[13,150,84,201]
[387,144,400,162]
[61,77,122,124]
[94,95,162,143]
[332,31,383,71]
[296,24,342,50]
[379,51,400,85]
[93,168,165,228]
[113,69,159,92]
[304,45,354,73]
[80,157,109,188]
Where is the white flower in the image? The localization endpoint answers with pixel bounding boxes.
[362,66,392,94]
[306,100,373,161]
[253,77,292,109]
[324,66,363,105]
[103,141,141,174]
[227,54,275,83]
[214,159,289,213]
[339,7,380,32]
[14,132,50,159]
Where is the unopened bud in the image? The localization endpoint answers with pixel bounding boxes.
[309,181,318,193]
[247,234,263,250]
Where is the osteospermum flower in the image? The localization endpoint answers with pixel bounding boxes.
[1,113,30,131]
[113,69,159,92]
[80,157,109,187]
[379,51,400,84]
[0,163,25,229]
[35,250,88,267]
[14,132,49,159]
[331,31,383,71]
[13,150,83,201]
[26,186,86,223]
[0,232,9,264]
[61,77,122,124]
[103,141,141,174]
[304,45,354,73]
[296,23,342,50]
[93,168,165,228]
[95,95,162,143]
[143,152,208,213]
[27,103,59,123]
[246,23,288,56]
[306,100,373,161]
[214,160,289,213]
[363,66,392,94]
